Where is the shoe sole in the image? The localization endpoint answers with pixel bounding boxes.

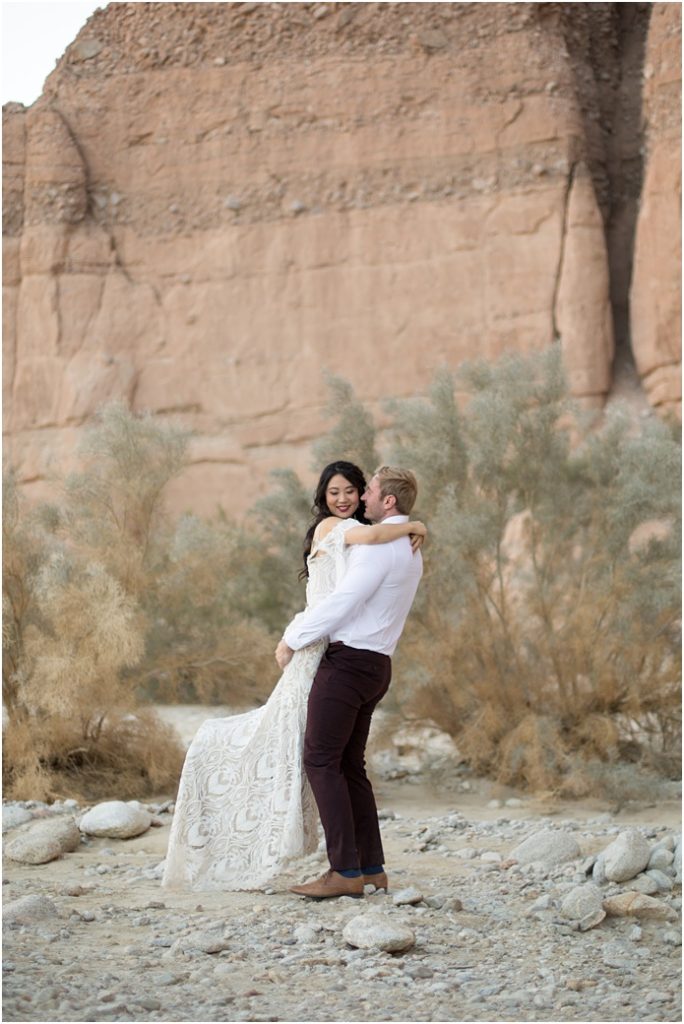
[290,891,364,900]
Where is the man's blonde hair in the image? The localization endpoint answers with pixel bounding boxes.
[374,466,418,515]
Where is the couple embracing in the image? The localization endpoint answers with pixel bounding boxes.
[163,461,423,898]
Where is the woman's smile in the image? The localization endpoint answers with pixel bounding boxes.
[325,473,361,518]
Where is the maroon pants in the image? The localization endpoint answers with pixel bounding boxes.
[304,641,391,871]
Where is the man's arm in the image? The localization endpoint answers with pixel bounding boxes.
[283,544,392,651]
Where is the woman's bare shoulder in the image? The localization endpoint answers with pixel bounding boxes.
[313,516,344,542]
[313,512,360,544]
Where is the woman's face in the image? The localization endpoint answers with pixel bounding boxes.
[325,474,360,519]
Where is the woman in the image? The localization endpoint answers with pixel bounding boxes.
[162,461,425,891]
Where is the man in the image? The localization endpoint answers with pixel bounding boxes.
[275,466,423,899]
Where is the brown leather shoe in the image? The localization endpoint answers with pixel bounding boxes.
[362,870,389,892]
[289,870,364,900]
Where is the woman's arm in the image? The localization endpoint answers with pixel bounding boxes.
[345,520,426,550]
[313,516,426,552]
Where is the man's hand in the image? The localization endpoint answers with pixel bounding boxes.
[408,520,427,554]
[275,640,294,670]
[409,532,425,554]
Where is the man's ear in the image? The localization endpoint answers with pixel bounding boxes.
[385,493,397,511]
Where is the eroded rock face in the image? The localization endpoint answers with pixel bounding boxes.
[2,3,679,515]
[630,3,682,415]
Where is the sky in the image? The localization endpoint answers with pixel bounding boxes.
[1,1,104,105]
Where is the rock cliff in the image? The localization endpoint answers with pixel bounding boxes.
[3,2,680,514]
[630,3,681,411]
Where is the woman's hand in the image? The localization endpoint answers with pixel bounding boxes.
[408,520,426,554]
[275,640,294,670]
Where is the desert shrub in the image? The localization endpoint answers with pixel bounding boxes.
[62,400,190,597]
[249,469,313,627]
[242,381,382,631]
[303,349,680,793]
[2,404,278,800]
[2,471,54,721]
[64,404,280,705]
[311,373,381,476]
[2,467,184,800]
[4,352,680,801]
[140,512,278,704]
[384,348,681,793]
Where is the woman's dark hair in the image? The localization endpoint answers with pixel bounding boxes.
[300,461,370,579]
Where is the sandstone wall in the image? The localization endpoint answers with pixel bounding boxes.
[630,2,681,414]
[2,3,679,516]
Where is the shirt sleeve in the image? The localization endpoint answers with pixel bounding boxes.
[283,543,392,650]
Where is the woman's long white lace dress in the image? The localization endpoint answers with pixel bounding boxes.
[161,518,356,891]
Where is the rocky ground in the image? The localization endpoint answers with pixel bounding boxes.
[2,766,681,1024]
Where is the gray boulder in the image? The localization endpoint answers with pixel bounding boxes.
[645,868,674,892]
[343,911,415,952]
[6,815,82,864]
[6,831,60,866]
[3,894,59,927]
[602,830,651,883]
[42,816,81,851]
[393,887,424,906]
[509,830,582,867]
[603,892,677,921]
[625,874,660,895]
[559,883,606,930]
[2,806,33,833]
[79,801,151,839]
[648,847,674,872]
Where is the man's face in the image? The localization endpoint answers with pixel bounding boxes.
[362,475,389,523]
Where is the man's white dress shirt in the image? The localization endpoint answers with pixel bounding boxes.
[283,516,422,657]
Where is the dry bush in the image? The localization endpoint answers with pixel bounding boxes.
[311,373,381,477]
[4,357,680,803]
[308,350,681,796]
[63,401,190,598]
[249,469,314,627]
[4,406,275,801]
[3,459,186,801]
[387,349,681,794]
[139,513,279,704]
[3,708,184,802]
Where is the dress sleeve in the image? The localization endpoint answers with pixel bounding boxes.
[318,518,359,584]
[281,519,359,641]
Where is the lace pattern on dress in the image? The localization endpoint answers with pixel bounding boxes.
[161,517,358,891]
